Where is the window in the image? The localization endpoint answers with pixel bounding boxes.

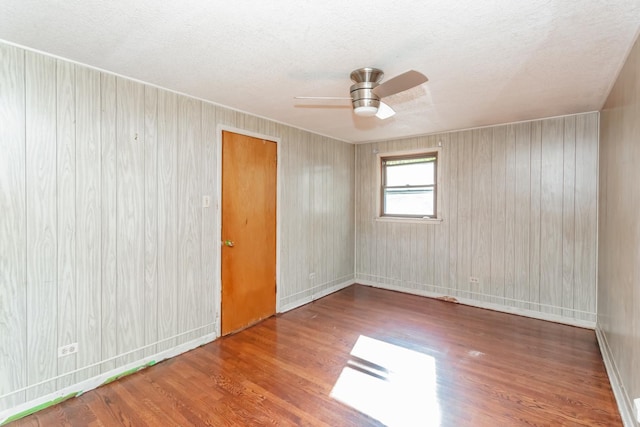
[379,150,438,219]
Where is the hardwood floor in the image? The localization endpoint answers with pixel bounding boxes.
[11,285,621,426]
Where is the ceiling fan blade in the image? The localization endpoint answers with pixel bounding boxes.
[376,102,396,120]
[295,105,352,109]
[372,70,428,98]
[294,96,352,100]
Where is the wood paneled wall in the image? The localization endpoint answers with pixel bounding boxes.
[598,32,640,424]
[0,42,354,410]
[355,113,598,324]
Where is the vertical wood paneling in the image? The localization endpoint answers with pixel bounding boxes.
[281,129,295,294]
[457,131,472,297]
[297,130,308,292]
[356,145,369,277]
[55,60,77,387]
[329,141,337,283]
[312,135,320,285]
[355,114,599,323]
[514,122,531,309]
[540,118,564,315]
[504,125,516,305]
[386,222,400,287]
[277,127,354,307]
[143,86,158,357]
[330,143,342,283]
[336,141,340,280]
[426,223,435,290]
[116,78,145,364]
[364,143,376,282]
[528,121,542,312]
[283,128,296,296]
[413,224,424,288]
[25,52,58,399]
[598,32,640,418]
[156,91,178,352]
[406,224,416,286]
[293,130,304,291]
[177,97,202,343]
[562,116,576,318]
[342,143,351,280]
[0,43,27,409]
[100,73,117,372]
[201,103,218,331]
[302,133,312,290]
[312,139,322,284]
[346,144,355,278]
[490,126,506,304]
[471,129,492,300]
[339,141,348,282]
[368,145,377,284]
[300,133,309,288]
[574,113,598,320]
[447,133,459,293]
[76,66,102,379]
[434,135,449,291]
[279,130,290,295]
[330,140,338,284]
[330,140,337,284]
[320,139,329,285]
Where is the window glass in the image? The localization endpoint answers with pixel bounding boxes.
[380,152,437,218]
[385,161,435,186]
[384,188,434,216]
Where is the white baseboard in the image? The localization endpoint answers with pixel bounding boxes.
[279,278,355,313]
[595,325,636,426]
[357,280,596,329]
[0,332,216,426]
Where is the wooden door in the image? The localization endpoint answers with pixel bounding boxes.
[221,131,277,335]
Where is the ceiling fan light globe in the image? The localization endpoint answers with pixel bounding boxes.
[354,105,378,117]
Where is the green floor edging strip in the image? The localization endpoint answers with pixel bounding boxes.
[102,360,156,385]
[1,392,78,425]
[2,360,158,425]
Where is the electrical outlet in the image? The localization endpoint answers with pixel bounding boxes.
[469,276,480,285]
[634,398,640,423]
[58,343,78,358]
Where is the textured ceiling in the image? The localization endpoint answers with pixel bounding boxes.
[1,1,639,143]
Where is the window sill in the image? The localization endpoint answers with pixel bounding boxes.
[375,216,443,225]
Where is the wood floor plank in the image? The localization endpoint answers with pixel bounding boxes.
[10,285,621,426]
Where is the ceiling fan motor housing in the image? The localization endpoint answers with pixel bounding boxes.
[351,82,380,114]
[350,68,384,116]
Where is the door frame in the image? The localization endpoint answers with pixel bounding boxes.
[215,125,282,337]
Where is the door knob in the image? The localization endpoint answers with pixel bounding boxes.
[223,240,235,247]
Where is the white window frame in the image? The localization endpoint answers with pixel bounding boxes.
[375,147,442,224]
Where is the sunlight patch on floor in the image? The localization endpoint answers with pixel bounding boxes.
[330,335,441,427]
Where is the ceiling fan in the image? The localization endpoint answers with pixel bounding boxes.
[295,67,428,120]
